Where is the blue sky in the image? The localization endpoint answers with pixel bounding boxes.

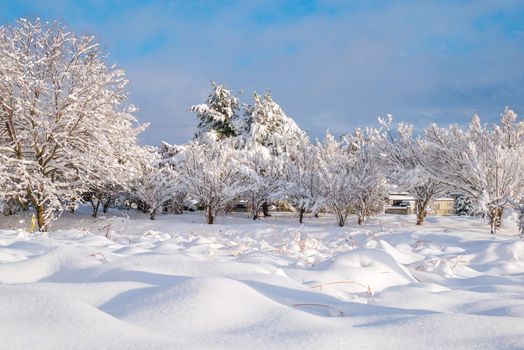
[1,0,523,145]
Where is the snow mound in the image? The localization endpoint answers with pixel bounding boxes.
[290,248,417,300]
[0,285,173,350]
[0,245,103,283]
[102,276,287,335]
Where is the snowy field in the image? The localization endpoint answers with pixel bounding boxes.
[1,209,524,350]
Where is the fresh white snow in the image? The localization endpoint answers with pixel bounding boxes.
[1,210,524,350]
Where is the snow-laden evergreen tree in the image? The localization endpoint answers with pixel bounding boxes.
[518,206,524,239]
[316,132,355,227]
[239,91,305,217]
[176,139,248,224]
[0,19,145,231]
[344,129,386,225]
[132,149,180,220]
[509,197,524,239]
[189,81,240,141]
[424,108,524,233]
[282,134,324,223]
[242,144,284,220]
[371,116,448,225]
[243,91,304,156]
[454,195,474,216]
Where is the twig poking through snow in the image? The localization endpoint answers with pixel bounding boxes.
[90,252,109,263]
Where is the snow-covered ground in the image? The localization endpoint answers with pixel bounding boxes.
[1,209,523,350]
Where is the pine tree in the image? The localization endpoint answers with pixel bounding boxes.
[454,195,474,216]
[189,81,240,141]
[243,91,303,156]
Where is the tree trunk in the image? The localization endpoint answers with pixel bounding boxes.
[102,196,111,214]
[252,198,259,220]
[299,208,305,224]
[137,200,148,213]
[357,213,363,225]
[26,188,47,232]
[518,210,524,239]
[207,206,214,224]
[91,200,101,218]
[337,214,346,227]
[416,208,426,225]
[415,201,427,225]
[489,207,503,234]
[262,201,271,217]
[150,208,157,220]
[36,204,47,232]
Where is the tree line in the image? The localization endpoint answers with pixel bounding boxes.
[1,19,524,237]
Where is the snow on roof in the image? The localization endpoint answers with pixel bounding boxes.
[387,194,455,201]
[388,194,416,201]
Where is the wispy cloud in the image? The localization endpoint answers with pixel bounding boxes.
[1,0,523,144]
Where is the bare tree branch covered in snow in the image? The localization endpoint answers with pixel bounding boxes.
[424,108,524,233]
[242,144,284,220]
[371,116,448,225]
[344,129,387,225]
[283,134,323,223]
[131,148,181,220]
[176,139,248,224]
[0,19,145,231]
[316,132,355,227]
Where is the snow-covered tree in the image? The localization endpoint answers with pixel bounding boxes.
[132,150,180,220]
[158,141,188,214]
[424,108,524,233]
[316,132,355,227]
[371,116,447,225]
[518,205,524,239]
[243,91,304,156]
[509,197,524,239]
[242,144,284,220]
[177,139,248,224]
[189,81,240,141]
[0,19,144,231]
[239,91,305,217]
[454,195,475,216]
[282,134,324,223]
[344,129,386,225]
[0,155,21,215]
[83,142,144,218]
